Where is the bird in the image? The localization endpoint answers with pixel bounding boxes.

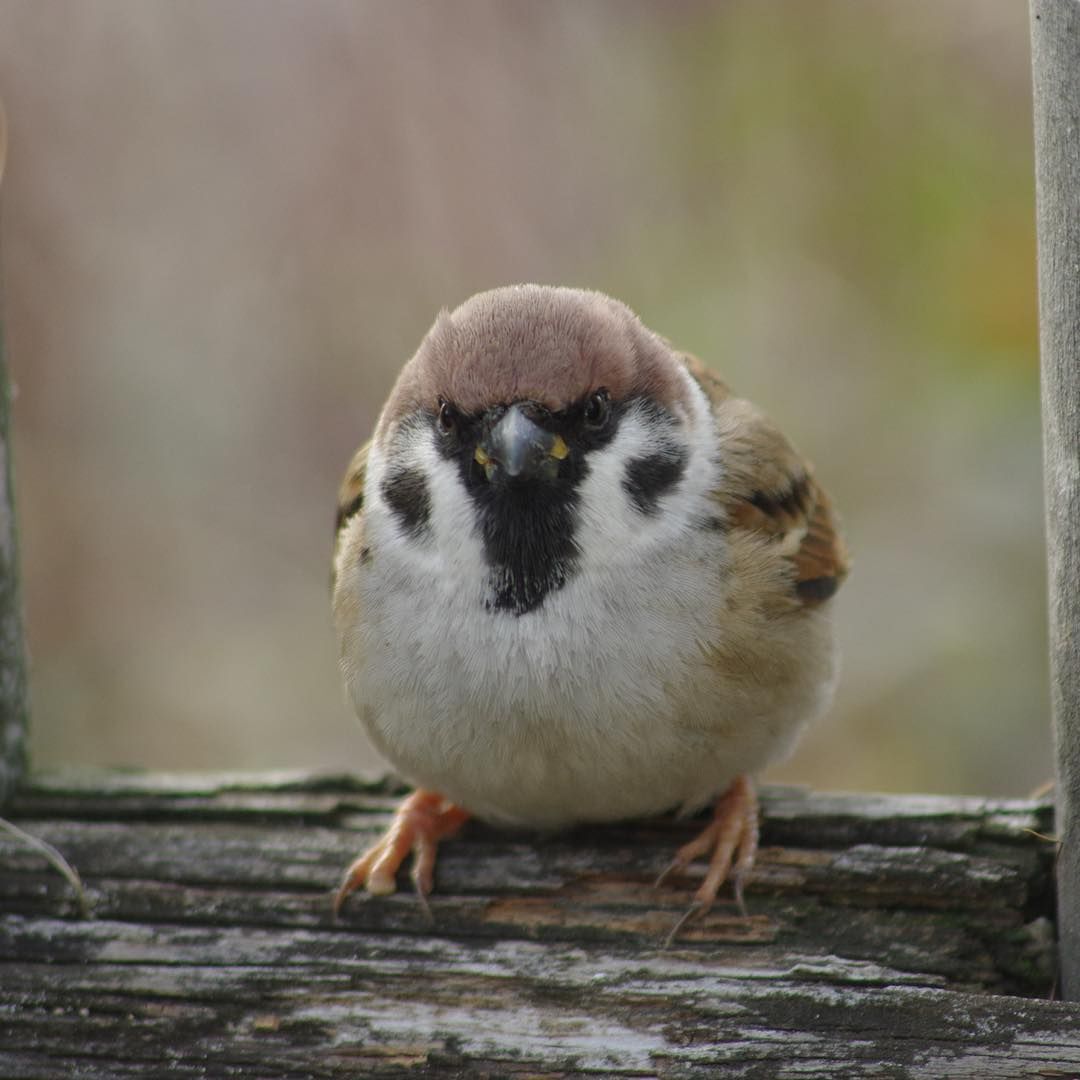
[330,284,848,932]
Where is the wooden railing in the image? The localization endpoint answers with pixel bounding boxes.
[0,769,1074,1076]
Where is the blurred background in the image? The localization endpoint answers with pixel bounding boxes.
[0,1,1047,795]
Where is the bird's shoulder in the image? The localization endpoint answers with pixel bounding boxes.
[680,353,849,609]
[332,440,371,594]
[335,440,370,535]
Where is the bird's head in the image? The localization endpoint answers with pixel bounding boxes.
[371,285,702,614]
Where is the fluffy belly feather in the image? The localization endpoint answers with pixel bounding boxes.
[345,547,831,828]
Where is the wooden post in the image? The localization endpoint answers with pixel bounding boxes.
[1031,0,1080,1000]
[0,101,30,807]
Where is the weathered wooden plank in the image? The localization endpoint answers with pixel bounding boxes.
[0,916,1078,1078]
[0,803,1050,981]
[0,770,1073,1077]
[0,863,1041,989]
[10,770,1054,841]
[0,816,1043,906]
[2,940,1079,1078]
[1,934,1077,1079]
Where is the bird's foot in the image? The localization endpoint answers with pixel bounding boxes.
[332,789,469,916]
[656,774,759,943]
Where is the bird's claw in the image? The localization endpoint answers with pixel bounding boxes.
[655,775,760,943]
[333,790,468,917]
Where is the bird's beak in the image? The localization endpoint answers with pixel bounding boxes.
[475,404,569,482]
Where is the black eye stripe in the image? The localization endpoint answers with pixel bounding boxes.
[583,388,611,429]
[429,393,631,460]
[437,399,461,435]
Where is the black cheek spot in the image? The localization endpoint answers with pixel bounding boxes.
[359,546,372,566]
[622,445,688,515]
[381,467,432,538]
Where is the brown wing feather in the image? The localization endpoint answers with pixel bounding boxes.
[335,440,370,538]
[682,355,849,608]
[331,441,371,591]
[790,484,848,603]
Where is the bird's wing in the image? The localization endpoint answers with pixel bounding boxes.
[331,439,371,589]
[335,440,370,537]
[682,354,849,609]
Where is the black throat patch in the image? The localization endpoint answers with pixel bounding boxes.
[471,476,581,615]
[424,394,679,617]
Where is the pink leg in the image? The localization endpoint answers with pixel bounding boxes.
[333,790,469,916]
[656,775,760,941]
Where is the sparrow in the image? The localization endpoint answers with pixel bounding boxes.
[331,284,848,930]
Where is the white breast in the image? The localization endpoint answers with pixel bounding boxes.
[334,376,828,827]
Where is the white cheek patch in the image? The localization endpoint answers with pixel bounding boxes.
[422,444,490,595]
[575,383,721,569]
[366,422,489,599]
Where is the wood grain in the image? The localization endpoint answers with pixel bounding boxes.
[0,770,1072,1077]
[0,98,30,808]
[1031,0,1080,1002]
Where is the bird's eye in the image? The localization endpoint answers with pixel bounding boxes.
[437,399,459,436]
[583,389,611,429]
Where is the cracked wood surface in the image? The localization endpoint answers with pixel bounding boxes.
[0,769,1073,1078]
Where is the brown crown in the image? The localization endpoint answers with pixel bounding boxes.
[377,285,690,440]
